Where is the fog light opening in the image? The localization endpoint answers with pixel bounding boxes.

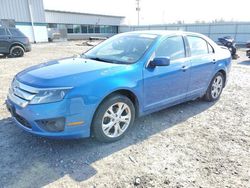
[36,117,65,132]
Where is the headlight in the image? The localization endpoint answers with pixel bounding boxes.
[30,89,71,104]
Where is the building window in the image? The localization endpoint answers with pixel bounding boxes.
[98,26,118,33]
[58,24,66,29]
[112,26,118,33]
[48,23,57,28]
[107,26,113,33]
[81,25,88,33]
[61,24,118,34]
[94,26,100,33]
[100,26,106,33]
[73,25,81,33]
[88,25,94,33]
[66,24,73,33]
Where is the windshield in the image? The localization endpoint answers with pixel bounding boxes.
[84,33,158,64]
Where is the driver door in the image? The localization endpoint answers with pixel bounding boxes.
[143,35,191,111]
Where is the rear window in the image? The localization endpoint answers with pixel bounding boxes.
[9,28,25,37]
[0,28,6,36]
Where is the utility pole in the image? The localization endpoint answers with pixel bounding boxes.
[27,0,36,43]
[136,0,140,25]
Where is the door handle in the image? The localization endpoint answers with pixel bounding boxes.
[181,65,189,72]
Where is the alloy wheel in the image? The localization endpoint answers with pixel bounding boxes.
[211,75,223,99]
[102,102,131,138]
[12,48,23,57]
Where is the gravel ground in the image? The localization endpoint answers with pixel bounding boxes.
[0,42,249,188]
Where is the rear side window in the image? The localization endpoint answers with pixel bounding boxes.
[187,36,209,56]
[155,36,186,60]
[9,28,25,37]
[0,28,6,36]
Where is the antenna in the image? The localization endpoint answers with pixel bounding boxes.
[136,0,141,25]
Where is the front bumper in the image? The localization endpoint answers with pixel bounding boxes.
[6,97,95,139]
[24,43,31,52]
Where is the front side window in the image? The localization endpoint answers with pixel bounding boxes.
[0,28,6,36]
[187,36,209,56]
[84,33,157,64]
[155,36,186,60]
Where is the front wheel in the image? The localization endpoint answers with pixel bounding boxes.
[92,95,135,142]
[204,72,225,102]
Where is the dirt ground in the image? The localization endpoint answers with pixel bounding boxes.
[0,41,249,188]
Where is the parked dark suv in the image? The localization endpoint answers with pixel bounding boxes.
[0,27,31,57]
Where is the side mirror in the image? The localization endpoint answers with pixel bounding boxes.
[149,57,170,68]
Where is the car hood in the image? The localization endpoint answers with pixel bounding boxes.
[16,57,129,88]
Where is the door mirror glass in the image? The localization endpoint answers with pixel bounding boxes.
[149,57,170,67]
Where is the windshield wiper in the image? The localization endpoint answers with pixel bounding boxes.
[83,54,130,64]
[88,57,108,62]
[85,56,123,64]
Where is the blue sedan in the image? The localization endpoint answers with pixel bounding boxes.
[6,31,231,142]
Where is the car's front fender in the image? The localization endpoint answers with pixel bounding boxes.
[66,63,143,117]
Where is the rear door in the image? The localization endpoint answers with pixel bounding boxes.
[0,28,11,53]
[186,35,216,98]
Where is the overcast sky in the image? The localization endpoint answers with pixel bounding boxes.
[43,0,249,25]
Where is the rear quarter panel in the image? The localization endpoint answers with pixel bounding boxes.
[213,47,231,84]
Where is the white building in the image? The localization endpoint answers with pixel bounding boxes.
[0,0,125,42]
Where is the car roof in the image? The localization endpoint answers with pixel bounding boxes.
[125,30,204,37]
[0,26,18,29]
[124,30,219,49]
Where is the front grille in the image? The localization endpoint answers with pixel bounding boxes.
[8,79,37,107]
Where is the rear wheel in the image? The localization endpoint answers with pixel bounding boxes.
[10,46,24,57]
[204,72,225,102]
[92,95,135,142]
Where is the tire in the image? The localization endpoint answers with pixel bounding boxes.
[204,72,225,102]
[10,45,24,58]
[92,94,135,142]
